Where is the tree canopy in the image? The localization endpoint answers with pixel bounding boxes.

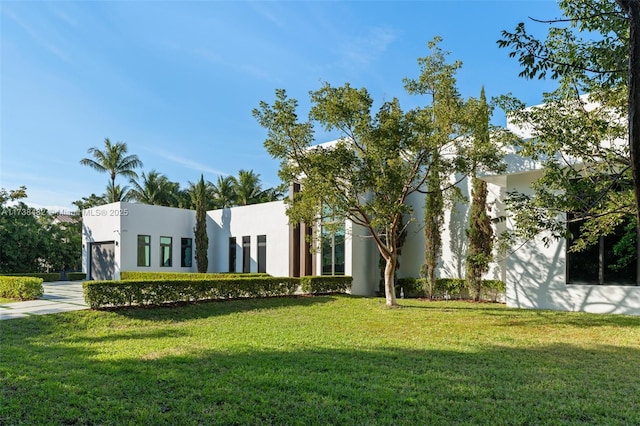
[498,0,639,281]
[254,40,501,306]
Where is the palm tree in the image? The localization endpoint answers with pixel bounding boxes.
[105,183,133,202]
[233,169,263,206]
[184,179,215,210]
[129,170,180,206]
[212,175,237,208]
[80,138,143,202]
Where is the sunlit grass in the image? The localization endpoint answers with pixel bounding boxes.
[2,296,640,425]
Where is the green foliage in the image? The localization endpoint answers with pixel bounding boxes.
[1,272,61,282]
[128,170,182,206]
[466,178,494,301]
[253,39,500,306]
[80,138,143,203]
[498,0,638,271]
[2,297,640,425]
[83,277,300,309]
[67,272,87,281]
[300,276,352,294]
[0,276,44,300]
[194,174,209,273]
[395,277,505,301]
[0,190,81,274]
[120,271,269,280]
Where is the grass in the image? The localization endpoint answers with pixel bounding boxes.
[2,296,640,425]
[0,297,15,304]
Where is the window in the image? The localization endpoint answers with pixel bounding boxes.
[137,235,150,267]
[242,236,251,273]
[321,207,345,275]
[258,235,267,273]
[181,238,192,268]
[567,217,637,285]
[228,237,236,273]
[160,236,172,267]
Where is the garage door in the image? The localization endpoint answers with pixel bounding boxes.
[91,241,115,280]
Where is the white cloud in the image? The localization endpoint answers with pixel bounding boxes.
[152,149,230,177]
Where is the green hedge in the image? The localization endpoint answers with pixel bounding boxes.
[120,271,270,280]
[301,276,352,294]
[0,272,60,282]
[0,276,44,300]
[395,277,505,300]
[83,277,301,309]
[67,272,87,281]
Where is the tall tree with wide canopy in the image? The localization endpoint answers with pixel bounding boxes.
[498,0,640,282]
[80,138,143,202]
[254,43,485,306]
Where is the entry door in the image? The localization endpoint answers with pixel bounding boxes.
[90,241,115,280]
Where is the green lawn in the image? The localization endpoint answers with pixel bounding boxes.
[2,296,640,425]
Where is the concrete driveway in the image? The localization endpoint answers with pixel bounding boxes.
[0,281,88,320]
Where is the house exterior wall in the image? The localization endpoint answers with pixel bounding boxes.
[82,202,123,280]
[207,201,290,277]
[348,221,378,296]
[502,171,640,315]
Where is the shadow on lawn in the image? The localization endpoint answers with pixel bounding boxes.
[109,294,338,322]
[2,336,640,425]
[400,300,640,328]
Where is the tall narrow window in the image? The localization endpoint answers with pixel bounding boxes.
[242,236,251,273]
[160,236,172,267]
[321,206,345,275]
[258,235,267,273]
[181,238,192,268]
[137,235,150,267]
[228,237,236,273]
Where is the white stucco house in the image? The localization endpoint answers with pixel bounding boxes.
[82,115,640,315]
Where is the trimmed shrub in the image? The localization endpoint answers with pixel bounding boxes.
[67,272,87,281]
[0,276,44,300]
[120,271,269,280]
[301,276,352,294]
[0,272,60,282]
[395,277,505,301]
[83,276,300,309]
[395,278,425,298]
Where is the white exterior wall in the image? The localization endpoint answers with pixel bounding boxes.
[82,202,197,279]
[82,202,123,279]
[119,203,197,275]
[502,172,640,315]
[349,221,378,296]
[207,201,289,277]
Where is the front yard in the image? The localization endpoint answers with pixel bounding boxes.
[1,296,639,425]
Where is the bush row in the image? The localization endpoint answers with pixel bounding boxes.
[120,271,270,280]
[0,272,61,282]
[67,272,87,281]
[0,276,44,300]
[301,276,353,294]
[84,275,353,309]
[0,272,87,282]
[395,277,505,300]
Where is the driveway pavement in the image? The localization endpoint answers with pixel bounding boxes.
[0,281,88,320]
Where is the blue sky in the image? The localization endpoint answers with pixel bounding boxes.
[1,1,562,212]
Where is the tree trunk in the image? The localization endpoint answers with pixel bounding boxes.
[383,254,397,306]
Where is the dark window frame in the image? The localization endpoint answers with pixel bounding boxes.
[229,237,236,273]
[160,236,173,267]
[181,238,192,268]
[242,236,251,273]
[257,235,267,273]
[137,235,150,267]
